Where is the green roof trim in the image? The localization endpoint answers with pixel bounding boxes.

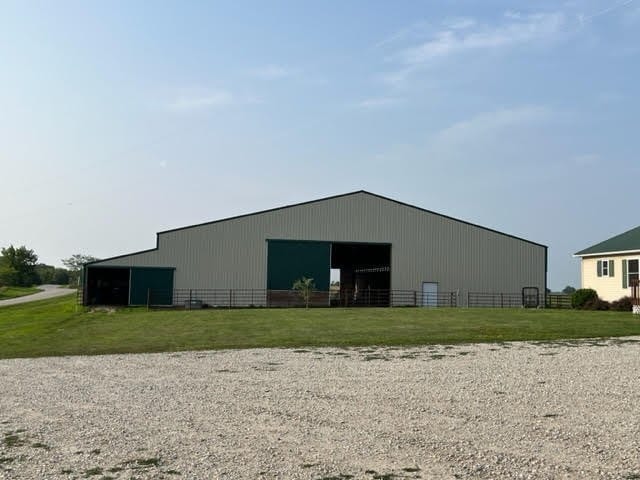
[575,225,640,256]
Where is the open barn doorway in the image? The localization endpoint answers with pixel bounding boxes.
[85,267,130,305]
[331,242,391,306]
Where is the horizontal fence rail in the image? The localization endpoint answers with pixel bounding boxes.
[81,287,572,309]
[332,289,458,308]
[144,288,459,308]
[468,293,573,309]
[546,294,572,309]
[468,292,531,308]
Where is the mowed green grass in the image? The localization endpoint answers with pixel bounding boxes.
[0,286,42,300]
[1,294,640,359]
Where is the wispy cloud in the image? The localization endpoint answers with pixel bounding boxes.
[596,91,624,104]
[431,105,552,147]
[378,67,416,89]
[572,153,600,166]
[620,2,640,25]
[250,64,297,80]
[167,90,234,111]
[400,12,565,65]
[374,21,431,48]
[443,17,477,30]
[367,105,560,192]
[165,89,262,112]
[578,0,636,25]
[355,96,404,109]
[376,12,566,89]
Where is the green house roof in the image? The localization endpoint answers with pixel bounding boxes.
[575,225,640,256]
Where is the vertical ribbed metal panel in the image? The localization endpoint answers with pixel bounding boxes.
[93,192,546,301]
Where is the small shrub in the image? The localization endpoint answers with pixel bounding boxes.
[292,277,315,308]
[571,288,598,309]
[583,297,610,310]
[610,296,633,312]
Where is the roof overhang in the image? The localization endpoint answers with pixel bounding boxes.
[573,249,640,258]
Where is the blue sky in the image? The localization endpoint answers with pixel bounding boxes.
[1,1,639,290]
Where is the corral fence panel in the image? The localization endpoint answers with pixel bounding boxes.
[468,292,527,308]
[81,287,573,310]
[546,294,572,309]
[468,292,573,309]
[144,288,459,308]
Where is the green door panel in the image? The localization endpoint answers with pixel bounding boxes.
[130,267,174,305]
[267,240,330,291]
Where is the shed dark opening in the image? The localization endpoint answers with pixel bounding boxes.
[85,267,130,305]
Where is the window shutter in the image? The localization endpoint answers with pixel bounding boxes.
[609,260,614,277]
[597,260,602,277]
[622,259,628,288]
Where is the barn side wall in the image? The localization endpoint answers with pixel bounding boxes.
[91,193,546,303]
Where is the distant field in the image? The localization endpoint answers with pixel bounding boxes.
[0,286,42,300]
[1,295,640,359]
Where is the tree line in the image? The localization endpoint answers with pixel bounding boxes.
[0,245,98,287]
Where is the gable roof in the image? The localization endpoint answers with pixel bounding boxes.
[574,225,640,256]
[87,190,546,267]
[158,190,546,248]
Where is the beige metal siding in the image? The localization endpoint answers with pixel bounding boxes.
[93,192,546,304]
[581,254,640,301]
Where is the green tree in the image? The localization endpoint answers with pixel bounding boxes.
[293,277,315,308]
[62,254,99,285]
[0,256,17,287]
[0,245,39,286]
[35,264,55,284]
[562,285,576,295]
[53,268,70,285]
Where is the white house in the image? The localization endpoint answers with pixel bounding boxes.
[574,226,640,301]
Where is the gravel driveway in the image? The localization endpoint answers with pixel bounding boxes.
[0,285,75,308]
[1,339,639,479]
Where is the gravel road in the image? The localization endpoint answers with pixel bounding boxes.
[0,285,75,308]
[1,339,639,479]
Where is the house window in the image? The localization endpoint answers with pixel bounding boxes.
[597,259,614,277]
[628,259,639,286]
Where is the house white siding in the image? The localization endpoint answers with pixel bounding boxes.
[581,253,640,301]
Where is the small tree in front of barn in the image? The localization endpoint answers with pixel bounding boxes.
[293,277,315,308]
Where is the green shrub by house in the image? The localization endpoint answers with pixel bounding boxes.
[571,288,598,309]
[610,296,633,312]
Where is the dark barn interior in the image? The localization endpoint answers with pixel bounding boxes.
[85,267,130,305]
[331,242,391,306]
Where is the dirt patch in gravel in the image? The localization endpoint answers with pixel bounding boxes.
[1,339,640,479]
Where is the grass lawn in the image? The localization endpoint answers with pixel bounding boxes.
[1,294,640,359]
[0,286,42,300]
